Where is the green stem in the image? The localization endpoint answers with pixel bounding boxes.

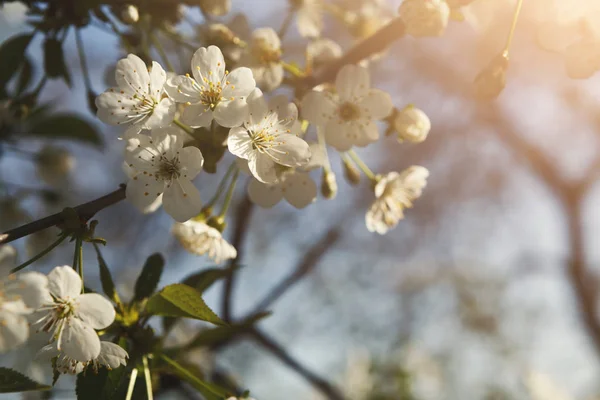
[347,150,376,181]
[205,162,236,209]
[125,368,138,400]
[142,356,153,400]
[281,61,306,78]
[173,119,195,136]
[10,233,68,274]
[503,0,524,55]
[150,33,175,72]
[73,236,84,291]
[159,354,224,397]
[218,167,240,218]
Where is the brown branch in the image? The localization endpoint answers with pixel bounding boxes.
[252,329,345,400]
[302,17,406,88]
[0,185,126,245]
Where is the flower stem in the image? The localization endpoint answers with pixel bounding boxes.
[347,150,376,182]
[281,61,307,78]
[173,119,195,136]
[73,236,84,291]
[160,354,225,397]
[150,33,175,72]
[218,167,240,218]
[503,0,524,56]
[205,162,236,210]
[10,233,68,274]
[142,355,153,400]
[125,368,138,400]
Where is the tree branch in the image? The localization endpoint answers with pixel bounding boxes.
[0,185,126,245]
[252,328,345,400]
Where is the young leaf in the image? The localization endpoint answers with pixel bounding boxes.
[94,244,120,304]
[182,265,239,293]
[27,114,102,146]
[160,354,229,400]
[0,367,51,393]
[145,284,225,326]
[75,366,131,400]
[133,253,164,301]
[0,33,33,89]
[43,38,71,86]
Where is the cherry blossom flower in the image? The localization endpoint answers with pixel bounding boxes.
[243,28,284,92]
[398,0,450,37]
[307,39,342,69]
[172,220,237,264]
[165,46,255,128]
[366,166,429,234]
[38,341,128,375]
[248,168,317,209]
[228,89,311,184]
[33,266,115,362]
[301,64,392,151]
[292,0,324,38]
[96,54,176,133]
[125,128,204,222]
[390,105,431,143]
[198,15,250,67]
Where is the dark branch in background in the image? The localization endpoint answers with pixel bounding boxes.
[252,329,345,400]
[222,194,254,323]
[0,185,126,245]
[248,228,341,317]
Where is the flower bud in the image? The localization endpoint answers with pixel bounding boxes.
[564,40,600,79]
[391,105,431,143]
[307,39,342,70]
[321,170,338,199]
[342,158,361,186]
[120,5,139,24]
[473,53,509,100]
[399,0,450,37]
[35,145,75,186]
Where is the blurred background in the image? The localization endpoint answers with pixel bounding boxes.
[2,0,600,399]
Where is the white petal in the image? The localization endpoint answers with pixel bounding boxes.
[252,27,281,50]
[335,64,370,101]
[0,309,28,353]
[267,133,311,167]
[301,91,336,126]
[163,179,203,222]
[191,46,226,84]
[10,272,50,309]
[60,317,101,362]
[47,266,81,299]
[76,293,115,330]
[0,245,17,276]
[297,7,323,38]
[95,90,137,126]
[259,64,284,92]
[181,103,214,128]
[148,61,167,95]
[268,95,298,125]
[222,67,256,98]
[324,120,355,151]
[246,88,268,124]
[164,75,202,103]
[179,146,205,180]
[354,121,380,147]
[98,342,129,369]
[126,175,166,212]
[248,152,278,184]
[214,98,249,128]
[358,89,393,120]
[142,97,176,130]
[282,172,317,209]
[115,54,150,93]
[247,179,283,208]
[227,127,253,159]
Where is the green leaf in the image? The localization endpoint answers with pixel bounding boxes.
[0,367,51,393]
[0,33,33,89]
[187,311,271,349]
[43,38,71,86]
[182,266,237,293]
[160,354,229,400]
[75,366,132,400]
[16,56,33,95]
[95,244,120,303]
[133,253,164,302]
[146,284,225,326]
[27,114,102,146]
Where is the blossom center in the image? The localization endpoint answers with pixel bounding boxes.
[338,102,361,122]
[254,40,281,64]
[156,157,181,181]
[249,129,277,153]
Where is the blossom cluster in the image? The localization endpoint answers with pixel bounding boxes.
[0,248,125,375]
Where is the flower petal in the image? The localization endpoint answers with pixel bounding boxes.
[181,103,214,128]
[164,75,202,103]
[248,152,278,184]
[47,266,81,299]
[335,64,370,101]
[222,67,256,98]
[227,127,253,159]
[60,317,101,362]
[191,46,226,84]
[259,64,284,92]
[282,172,317,209]
[98,342,128,369]
[115,54,150,93]
[246,88,268,125]
[0,309,29,352]
[163,179,203,222]
[142,97,176,130]
[247,179,283,208]
[179,146,205,180]
[148,61,167,95]
[267,133,311,167]
[301,91,336,126]
[268,95,298,126]
[324,120,354,151]
[126,175,166,212]
[358,89,393,120]
[214,98,249,128]
[10,272,50,309]
[76,293,115,330]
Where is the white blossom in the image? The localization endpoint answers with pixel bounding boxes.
[96,54,176,132]
[199,0,231,16]
[391,105,431,143]
[398,0,450,37]
[248,168,317,209]
[35,145,75,186]
[307,39,342,69]
[243,28,284,92]
[38,341,128,375]
[125,128,204,222]
[366,166,428,234]
[172,220,237,264]
[199,14,250,66]
[165,46,255,128]
[302,64,392,151]
[122,161,163,214]
[33,266,115,362]
[293,0,324,38]
[228,89,311,184]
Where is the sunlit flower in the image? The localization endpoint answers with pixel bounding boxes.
[125,128,204,222]
[122,161,163,214]
[33,266,115,362]
[96,54,176,132]
[243,28,284,92]
[307,39,343,69]
[302,64,392,151]
[199,0,231,16]
[228,89,311,184]
[390,105,431,143]
[398,0,450,37]
[345,1,393,40]
[366,166,428,234]
[172,220,237,264]
[198,15,250,66]
[35,145,75,187]
[120,5,139,24]
[38,341,128,375]
[165,46,255,128]
[292,0,324,38]
[248,168,317,209]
